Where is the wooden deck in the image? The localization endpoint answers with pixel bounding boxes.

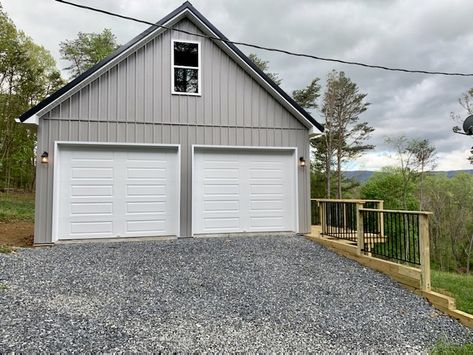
[310,225,387,247]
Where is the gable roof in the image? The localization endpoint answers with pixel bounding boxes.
[18,1,323,132]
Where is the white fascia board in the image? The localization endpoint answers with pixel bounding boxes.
[309,126,324,137]
[16,114,39,125]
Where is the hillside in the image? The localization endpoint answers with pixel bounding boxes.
[343,169,473,183]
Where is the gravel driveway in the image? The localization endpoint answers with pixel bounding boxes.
[0,235,472,352]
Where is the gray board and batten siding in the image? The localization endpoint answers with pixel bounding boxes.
[34,17,312,244]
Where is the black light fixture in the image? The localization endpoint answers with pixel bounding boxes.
[299,156,306,167]
[40,151,49,164]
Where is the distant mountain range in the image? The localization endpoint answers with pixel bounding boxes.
[343,169,473,183]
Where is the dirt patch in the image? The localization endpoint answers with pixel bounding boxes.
[0,221,34,247]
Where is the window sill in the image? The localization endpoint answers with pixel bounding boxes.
[171,91,202,97]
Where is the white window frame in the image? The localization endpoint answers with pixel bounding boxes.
[171,39,201,96]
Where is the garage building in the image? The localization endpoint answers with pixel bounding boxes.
[17,1,323,244]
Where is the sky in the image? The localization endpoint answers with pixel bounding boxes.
[2,0,473,171]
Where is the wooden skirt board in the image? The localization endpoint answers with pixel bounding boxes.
[55,145,179,240]
[192,148,297,235]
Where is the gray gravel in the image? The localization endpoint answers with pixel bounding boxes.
[0,235,472,353]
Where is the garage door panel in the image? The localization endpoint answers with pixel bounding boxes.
[249,216,285,230]
[203,168,239,179]
[250,200,284,211]
[249,184,284,195]
[126,201,166,213]
[126,220,166,233]
[194,149,296,235]
[71,202,113,215]
[127,167,167,179]
[204,200,239,211]
[70,221,113,235]
[71,185,113,197]
[204,184,239,195]
[127,184,166,197]
[249,169,284,179]
[71,167,113,179]
[204,217,240,230]
[57,145,179,240]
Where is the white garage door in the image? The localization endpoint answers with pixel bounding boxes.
[55,145,179,240]
[193,149,297,235]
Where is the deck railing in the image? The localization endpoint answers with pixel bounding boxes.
[312,199,432,291]
[312,199,384,242]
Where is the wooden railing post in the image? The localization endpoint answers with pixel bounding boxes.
[419,213,431,291]
[319,201,325,235]
[356,203,364,256]
[379,200,385,238]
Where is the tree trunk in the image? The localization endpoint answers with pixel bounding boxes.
[325,155,331,198]
[466,234,473,274]
[336,151,342,199]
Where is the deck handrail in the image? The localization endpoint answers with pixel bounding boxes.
[359,208,433,215]
[312,198,383,203]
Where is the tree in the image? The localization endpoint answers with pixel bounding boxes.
[410,139,436,210]
[385,137,436,209]
[0,5,63,191]
[60,28,119,78]
[360,167,418,210]
[423,173,473,273]
[292,78,321,112]
[321,70,373,198]
[248,53,282,85]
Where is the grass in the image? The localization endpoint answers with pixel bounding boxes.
[430,340,473,354]
[0,282,8,290]
[0,192,35,222]
[0,244,14,253]
[431,270,473,315]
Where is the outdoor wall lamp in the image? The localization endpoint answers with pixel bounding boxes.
[40,151,49,164]
[299,156,306,167]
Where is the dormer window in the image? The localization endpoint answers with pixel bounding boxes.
[172,40,200,95]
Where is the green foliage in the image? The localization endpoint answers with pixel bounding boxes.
[292,78,320,111]
[0,282,8,290]
[60,28,119,78]
[430,340,473,355]
[385,136,436,210]
[360,167,418,210]
[0,244,14,254]
[424,173,473,272]
[0,6,63,191]
[247,53,282,85]
[432,270,473,314]
[0,193,35,222]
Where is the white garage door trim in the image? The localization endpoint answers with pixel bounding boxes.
[52,141,181,242]
[191,145,299,236]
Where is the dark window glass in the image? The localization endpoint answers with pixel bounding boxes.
[174,42,198,67]
[174,68,198,93]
